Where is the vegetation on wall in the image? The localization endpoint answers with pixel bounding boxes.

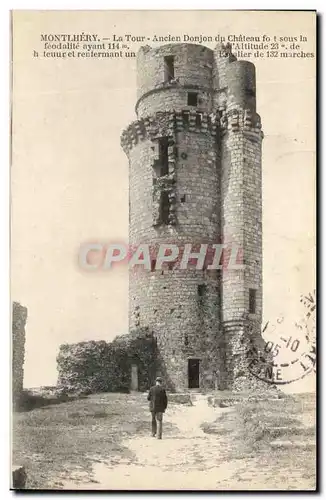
[57,328,157,394]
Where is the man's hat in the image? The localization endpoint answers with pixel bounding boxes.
[156,376,163,383]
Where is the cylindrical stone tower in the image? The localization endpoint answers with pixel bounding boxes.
[214,45,264,387]
[121,43,263,391]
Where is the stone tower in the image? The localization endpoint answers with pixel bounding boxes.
[121,43,263,391]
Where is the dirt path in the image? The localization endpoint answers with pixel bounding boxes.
[60,394,315,490]
[60,394,237,489]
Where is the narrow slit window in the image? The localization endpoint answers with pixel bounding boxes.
[249,288,257,314]
[158,137,169,176]
[151,259,156,272]
[195,113,202,127]
[164,56,174,82]
[183,111,190,125]
[188,92,198,106]
[160,191,170,225]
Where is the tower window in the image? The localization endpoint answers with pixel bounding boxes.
[197,284,207,304]
[195,113,202,127]
[187,92,198,106]
[151,259,156,272]
[159,191,170,225]
[164,56,174,82]
[183,111,190,124]
[158,137,169,176]
[249,288,257,314]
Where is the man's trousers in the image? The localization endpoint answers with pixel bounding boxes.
[151,411,163,439]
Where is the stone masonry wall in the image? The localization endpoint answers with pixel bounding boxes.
[137,88,212,119]
[122,42,263,391]
[219,90,262,386]
[12,302,27,405]
[127,117,222,391]
[129,268,222,391]
[136,44,213,110]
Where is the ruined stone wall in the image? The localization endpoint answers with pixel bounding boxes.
[12,302,27,404]
[122,42,263,391]
[57,329,156,394]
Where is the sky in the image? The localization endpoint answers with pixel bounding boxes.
[11,10,316,392]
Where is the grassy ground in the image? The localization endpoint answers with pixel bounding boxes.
[12,392,151,489]
[12,391,316,490]
[201,392,316,489]
[236,395,315,451]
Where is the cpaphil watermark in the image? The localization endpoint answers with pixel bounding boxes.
[248,291,316,385]
[78,241,245,271]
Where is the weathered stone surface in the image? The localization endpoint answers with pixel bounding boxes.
[12,302,27,407]
[122,42,264,391]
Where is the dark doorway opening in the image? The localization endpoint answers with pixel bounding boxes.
[188,359,200,389]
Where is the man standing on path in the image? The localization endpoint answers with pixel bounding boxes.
[147,377,168,439]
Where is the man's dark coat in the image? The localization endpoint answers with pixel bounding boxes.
[147,385,168,413]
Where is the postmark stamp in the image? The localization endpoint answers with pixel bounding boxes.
[248,292,316,385]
